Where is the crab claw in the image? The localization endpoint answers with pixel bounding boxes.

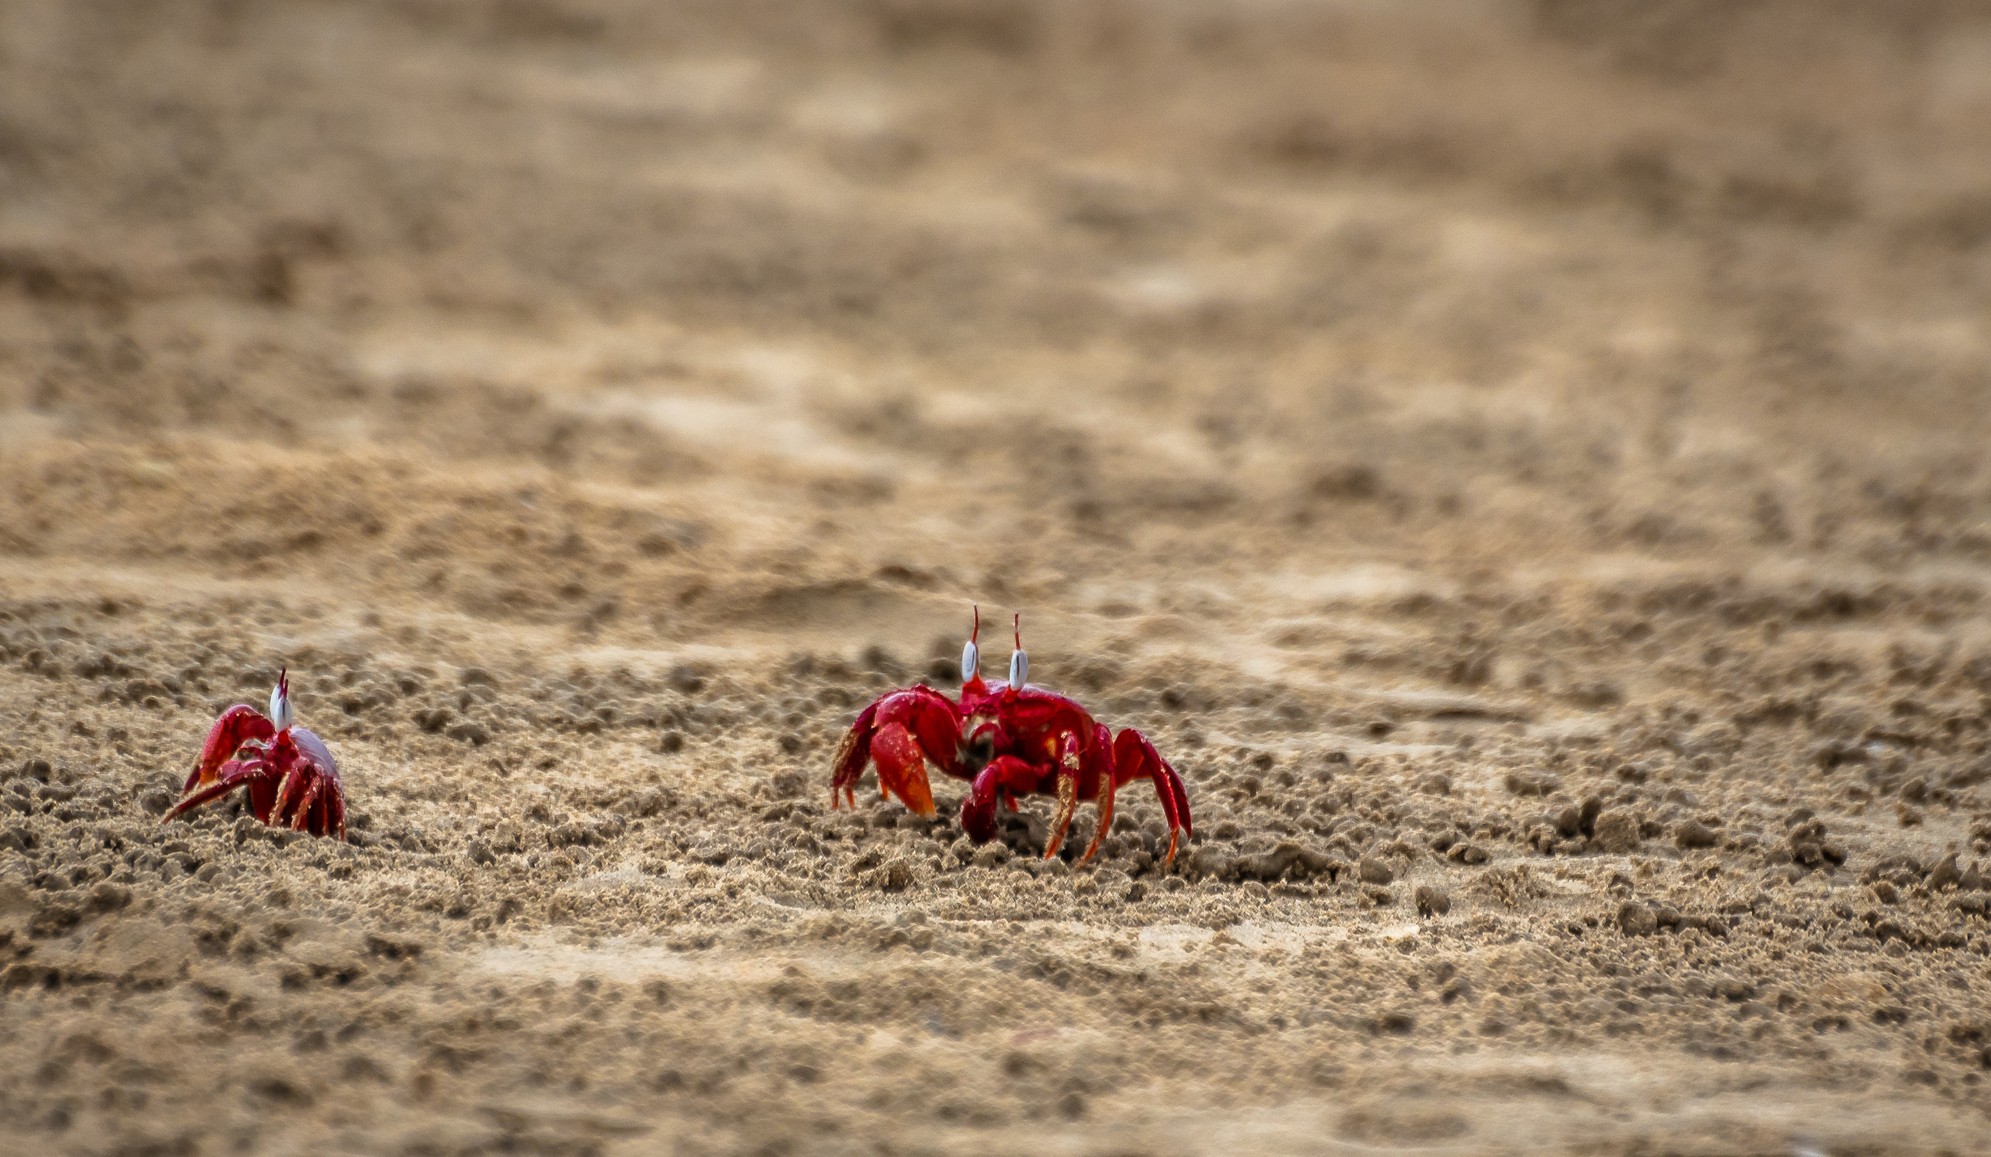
[960,790,998,843]
[961,755,1038,845]
[870,722,937,818]
[186,705,274,794]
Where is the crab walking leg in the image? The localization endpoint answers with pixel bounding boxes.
[869,723,938,817]
[1077,722,1117,863]
[269,767,303,825]
[829,702,880,808]
[1042,770,1081,860]
[1079,774,1118,864]
[327,782,348,839]
[1078,776,1117,864]
[161,767,262,823]
[289,776,325,831]
[1113,728,1192,870]
[287,731,345,838]
[247,774,281,826]
[1039,728,1091,860]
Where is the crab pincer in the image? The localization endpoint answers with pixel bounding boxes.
[164,668,348,839]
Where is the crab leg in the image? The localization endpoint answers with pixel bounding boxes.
[1113,728,1191,870]
[1076,722,1117,863]
[1042,770,1080,860]
[1079,777,1117,864]
[162,762,266,823]
[1038,726,1094,860]
[289,776,325,831]
[269,767,303,825]
[829,701,880,808]
[247,774,281,825]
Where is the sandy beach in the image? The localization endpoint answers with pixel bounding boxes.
[2,2,1990,1152]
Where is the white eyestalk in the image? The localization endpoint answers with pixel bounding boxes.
[1008,647,1027,689]
[962,604,983,686]
[270,668,295,731]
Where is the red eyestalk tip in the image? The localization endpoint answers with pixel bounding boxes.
[269,665,296,732]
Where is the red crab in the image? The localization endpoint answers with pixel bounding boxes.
[831,609,1193,869]
[163,668,348,839]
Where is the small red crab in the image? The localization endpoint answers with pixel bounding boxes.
[164,668,348,839]
[831,609,1192,869]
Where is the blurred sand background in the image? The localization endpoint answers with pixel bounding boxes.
[3,1,1991,1153]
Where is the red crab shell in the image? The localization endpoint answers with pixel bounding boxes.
[164,669,347,839]
[830,610,1191,869]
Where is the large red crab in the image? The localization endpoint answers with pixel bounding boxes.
[164,668,348,839]
[831,609,1192,869]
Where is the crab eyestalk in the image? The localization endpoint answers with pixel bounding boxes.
[961,605,981,686]
[269,667,295,732]
[1008,614,1027,688]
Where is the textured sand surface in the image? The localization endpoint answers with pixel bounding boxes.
[3,2,1991,1153]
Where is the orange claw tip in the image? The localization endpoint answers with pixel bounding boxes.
[891,771,937,819]
[889,771,938,819]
